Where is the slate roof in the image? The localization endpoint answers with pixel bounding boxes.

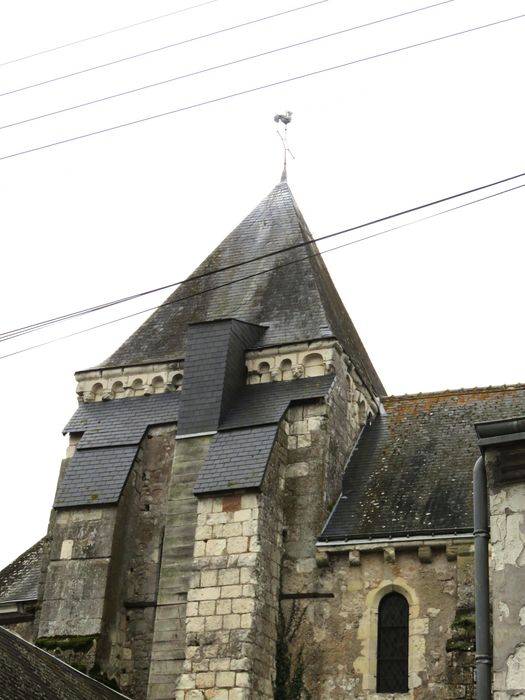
[63,392,180,448]
[0,626,130,700]
[98,180,384,397]
[194,425,279,494]
[0,539,44,604]
[321,384,525,542]
[195,375,334,494]
[220,375,335,429]
[56,393,180,508]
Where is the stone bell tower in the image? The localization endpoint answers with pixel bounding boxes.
[29,175,383,699]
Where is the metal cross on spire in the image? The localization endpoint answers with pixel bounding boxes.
[274,111,294,181]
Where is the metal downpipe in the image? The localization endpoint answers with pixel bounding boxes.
[473,455,491,699]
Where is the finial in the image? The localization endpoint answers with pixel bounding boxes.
[274,111,294,180]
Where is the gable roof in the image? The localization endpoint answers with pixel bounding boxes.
[320,384,525,542]
[98,180,384,396]
[0,626,130,700]
[0,539,44,604]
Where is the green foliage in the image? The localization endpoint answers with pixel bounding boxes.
[446,609,476,653]
[275,601,311,700]
[36,635,97,653]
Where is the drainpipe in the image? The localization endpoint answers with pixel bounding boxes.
[473,455,491,699]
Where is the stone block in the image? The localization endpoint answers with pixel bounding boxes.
[235,672,250,687]
[233,509,252,523]
[216,671,235,688]
[218,569,239,586]
[223,614,241,629]
[187,587,221,602]
[241,494,258,509]
[227,537,248,554]
[232,599,254,615]
[221,585,243,599]
[206,539,227,556]
[199,600,216,616]
[216,599,232,615]
[205,616,223,631]
[196,672,216,689]
[201,570,218,587]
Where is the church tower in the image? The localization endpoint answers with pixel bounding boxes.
[30,176,382,699]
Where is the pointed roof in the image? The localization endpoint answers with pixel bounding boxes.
[99,180,384,396]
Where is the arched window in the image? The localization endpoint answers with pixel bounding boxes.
[377,592,409,693]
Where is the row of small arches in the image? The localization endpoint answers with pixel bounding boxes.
[89,373,183,399]
[257,353,325,377]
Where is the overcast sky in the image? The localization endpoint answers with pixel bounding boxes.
[0,0,523,570]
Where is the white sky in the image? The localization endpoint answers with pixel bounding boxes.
[0,0,523,570]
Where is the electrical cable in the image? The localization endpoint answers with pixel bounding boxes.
[1,172,524,348]
[0,0,222,68]
[0,0,330,98]
[1,11,522,163]
[1,177,523,361]
[0,0,453,132]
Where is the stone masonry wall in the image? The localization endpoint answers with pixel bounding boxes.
[101,424,176,699]
[35,425,176,698]
[282,344,377,595]
[293,546,465,699]
[175,422,287,700]
[148,435,213,700]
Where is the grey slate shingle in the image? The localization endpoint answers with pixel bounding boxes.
[0,539,44,603]
[96,181,384,397]
[57,393,180,508]
[194,425,279,494]
[54,446,139,507]
[177,320,265,436]
[321,385,525,541]
[64,392,180,448]
[220,375,335,429]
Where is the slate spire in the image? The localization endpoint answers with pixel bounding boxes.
[99,180,384,396]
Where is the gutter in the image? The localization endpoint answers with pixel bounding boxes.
[472,416,525,700]
[472,456,491,700]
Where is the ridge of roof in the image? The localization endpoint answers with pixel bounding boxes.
[92,179,384,396]
[385,382,525,402]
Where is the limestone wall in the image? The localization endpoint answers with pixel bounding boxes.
[175,423,287,700]
[36,425,176,698]
[286,546,471,699]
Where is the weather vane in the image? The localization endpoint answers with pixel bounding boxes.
[274,111,294,180]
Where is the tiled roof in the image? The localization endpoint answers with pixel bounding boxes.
[194,425,279,494]
[220,375,335,429]
[195,375,334,494]
[97,181,384,397]
[56,393,180,508]
[177,320,265,436]
[54,446,139,507]
[63,392,180,448]
[0,539,44,604]
[321,385,525,542]
[0,626,131,700]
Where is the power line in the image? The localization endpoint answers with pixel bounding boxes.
[2,170,525,344]
[0,0,329,98]
[1,12,523,163]
[0,0,453,132]
[1,177,524,361]
[0,0,222,68]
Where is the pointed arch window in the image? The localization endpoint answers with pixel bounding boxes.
[376,591,409,693]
